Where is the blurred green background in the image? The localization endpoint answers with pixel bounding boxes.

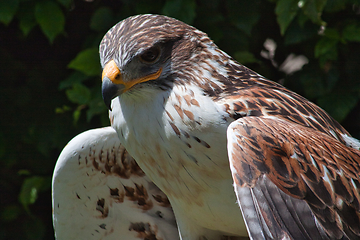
[1,0,360,239]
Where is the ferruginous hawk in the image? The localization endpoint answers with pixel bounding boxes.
[53,14,360,240]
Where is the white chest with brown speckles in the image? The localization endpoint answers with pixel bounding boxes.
[110,84,247,239]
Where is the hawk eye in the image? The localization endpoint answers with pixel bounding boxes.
[139,46,161,63]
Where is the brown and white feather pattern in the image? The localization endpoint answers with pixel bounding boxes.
[228,117,360,239]
[52,127,179,240]
[95,14,360,240]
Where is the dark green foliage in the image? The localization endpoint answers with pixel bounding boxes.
[0,0,19,25]
[34,1,65,43]
[0,0,360,239]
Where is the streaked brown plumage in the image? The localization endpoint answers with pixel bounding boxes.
[228,117,360,239]
[56,14,360,240]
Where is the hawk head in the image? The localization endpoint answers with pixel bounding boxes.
[100,14,219,110]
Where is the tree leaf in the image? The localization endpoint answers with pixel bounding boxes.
[299,69,325,98]
[284,21,318,45]
[315,36,338,66]
[275,0,299,35]
[59,71,89,90]
[68,48,101,76]
[90,7,114,32]
[302,0,327,25]
[318,93,359,122]
[296,10,309,27]
[162,0,196,24]
[323,27,340,40]
[19,176,47,212]
[18,3,36,36]
[234,51,260,64]
[0,0,19,25]
[87,97,107,122]
[73,108,81,125]
[35,1,65,43]
[314,37,337,58]
[343,23,360,42]
[55,105,71,114]
[65,83,91,105]
[229,0,260,36]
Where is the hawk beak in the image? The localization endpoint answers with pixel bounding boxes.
[101,60,125,111]
[101,60,163,111]
[102,76,124,111]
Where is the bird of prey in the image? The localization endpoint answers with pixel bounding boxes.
[53,14,360,240]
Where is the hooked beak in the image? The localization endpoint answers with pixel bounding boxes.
[102,76,124,111]
[101,60,162,111]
